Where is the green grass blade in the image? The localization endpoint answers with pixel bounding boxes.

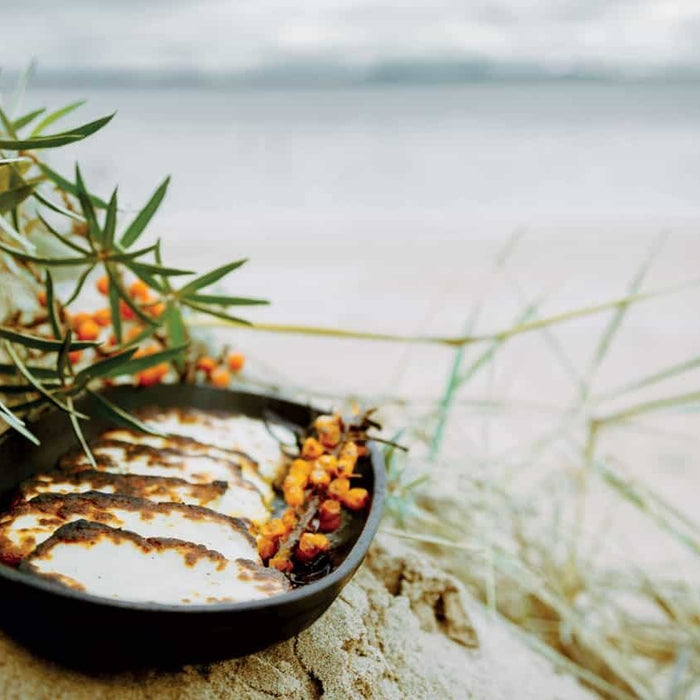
[30,101,85,137]
[179,258,247,295]
[119,176,170,248]
[11,108,46,132]
[0,113,115,151]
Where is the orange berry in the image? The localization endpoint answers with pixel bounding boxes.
[76,318,100,341]
[317,454,338,476]
[318,499,342,532]
[37,290,47,307]
[196,356,216,373]
[70,311,91,330]
[126,325,145,343]
[209,366,231,388]
[196,356,217,375]
[328,477,350,500]
[269,552,293,573]
[147,301,165,318]
[129,279,150,301]
[136,362,168,387]
[96,276,109,295]
[301,437,324,460]
[257,536,278,560]
[119,299,135,320]
[315,415,342,448]
[284,472,308,490]
[227,351,245,373]
[309,468,331,488]
[342,488,370,511]
[289,459,312,478]
[284,485,305,508]
[261,518,286,540]
[296,533,330,563]
[93,308,111,327]
[68,350,83,364]
[281,508,298,531]
[337,457,357,477]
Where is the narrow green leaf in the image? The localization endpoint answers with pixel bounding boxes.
[179,258,247,295]
[0,235,92,266]
[38,163,108,209]
[75,347,138,386]
[104,263,157,327]
[107,242,159,263]
[33,190,85,223]
[0,106,17,138]
[183,300,252,326]
[0,113,115,151]
[107,324,156,353]
[9,61,36,117]
[103,188,118,246]
[0,210,37,252]
[64,262,97,307]
[102,344,188,378]
[75,164,101,244]
[66,396,96,467]
[3,341,87,418]
[57,330,73,383]
[12,108,46,131]
[0,399,39,444]
[36,213,91,255]
[0,363,58,379]
[0,384,44,395]
[0,184,34,213]
[122,259,166,294]
[107,265,122,343]
[44,270,61,339]
[129,260,193,277]
[185,293,269,307]
[0,157,31,166]
[87,389,167,437]
[119,176,170,248]
[163,301,187,372]
[30,100,85,137]
[0,326,97,352]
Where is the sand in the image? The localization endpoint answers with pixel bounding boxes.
[0,538,592,700]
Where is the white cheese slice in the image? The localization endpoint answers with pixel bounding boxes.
[21,520,289,604]
[18,471,270,526]
[0,492,258,565]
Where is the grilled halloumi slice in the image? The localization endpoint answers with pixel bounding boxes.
[20,520,289,604]
[88,432,273,504]
[60,438,274,505]
[0,492,258,566]
[17,470,270,526]
[131,408,286,483]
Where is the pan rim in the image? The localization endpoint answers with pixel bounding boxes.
[0,387,386,614]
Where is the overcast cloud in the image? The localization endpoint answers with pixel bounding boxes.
[3,1,700,80]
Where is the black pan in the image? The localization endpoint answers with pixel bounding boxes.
[0,385,385,669]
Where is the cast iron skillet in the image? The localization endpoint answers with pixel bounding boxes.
[0,385,385,669]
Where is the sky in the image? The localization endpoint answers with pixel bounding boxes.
[3,1,700,82]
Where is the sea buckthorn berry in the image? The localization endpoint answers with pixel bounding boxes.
[119,299,135,320]
[337,457,357,477]
[317,454,338,476]
[327,477,350,500]
[301,437,324,460]
[227,351,245,373]
[284,485,305,508]
[196,356,217,375]
[209,366,231,388]
[70,311,91,329]
[284,472,308,490]
[289,459,312,478]
[281,508,298,530]
[257,536,277,560]
[129,280,150,301]
[309,468,331,488]
[137,363,168,387]
[342,488,370,511]
[340,441,359,462]
[93,308,111,327]
[261,519,286,539]
[68,350,83,364]
[315,415,342,448]
[296,533,330,563]
[318,499,342,532]
[96,276,109,295]
[37,290,47,307]
[147,301,165,318]
[269,552,293,573]
[76,318,100,341]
